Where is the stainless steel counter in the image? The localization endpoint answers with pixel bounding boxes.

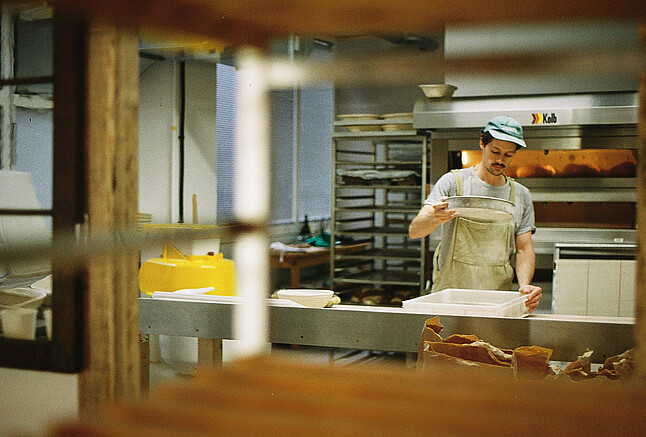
[139,298,634,363]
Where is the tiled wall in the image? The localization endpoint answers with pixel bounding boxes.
[553,259,635,317]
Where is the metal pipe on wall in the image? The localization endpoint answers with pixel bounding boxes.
[177,60,186,223]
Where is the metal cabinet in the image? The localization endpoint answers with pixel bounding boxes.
[330,121,429,303]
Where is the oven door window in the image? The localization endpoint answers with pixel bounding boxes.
[460,149,636,178]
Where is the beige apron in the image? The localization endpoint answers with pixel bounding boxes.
[431,170,516,292]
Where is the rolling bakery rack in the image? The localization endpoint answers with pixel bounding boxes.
[330,115,430,302]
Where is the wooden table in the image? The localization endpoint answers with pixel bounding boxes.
[270,243,368,288]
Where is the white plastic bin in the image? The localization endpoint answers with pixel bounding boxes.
[402,288,529,318]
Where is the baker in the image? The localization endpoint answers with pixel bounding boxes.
[409,116,542,312]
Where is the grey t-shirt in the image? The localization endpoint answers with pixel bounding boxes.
[424,166,535,269]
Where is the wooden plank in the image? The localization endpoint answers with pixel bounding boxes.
[211,0,646,36]
[0,5,15,170]
[78,19,140,415]
[55,355,646,436]
[48,0,273,48]
[113,17,141,401]
[636,20,646,383]
[139,335,150,394]
[48,0,646,47]
[51,12,87,373]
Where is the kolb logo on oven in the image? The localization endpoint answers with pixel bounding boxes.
[531,112,557,124]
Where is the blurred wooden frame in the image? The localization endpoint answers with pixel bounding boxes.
[40,0,646,48]
[0,13,87,373]
[0,0,643,405]
[52,354,646,436]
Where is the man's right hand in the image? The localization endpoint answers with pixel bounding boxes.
[431,198,458,224]
[408,197,457,239]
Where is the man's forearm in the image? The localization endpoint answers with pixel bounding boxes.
[409,214,439,239]
[515,248,536,287]
[409,205,442,239]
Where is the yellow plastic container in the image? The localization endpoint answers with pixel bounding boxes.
[138,244,236,296]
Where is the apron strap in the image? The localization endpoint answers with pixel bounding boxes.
[506,175,516,203]
[451,169,463,196]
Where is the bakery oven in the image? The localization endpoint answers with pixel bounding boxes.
[458,147,637,230]
[413,91,638,312]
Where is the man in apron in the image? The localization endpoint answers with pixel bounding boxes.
[409,116,542,312]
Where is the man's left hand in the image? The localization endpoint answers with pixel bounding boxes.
[519,284,542,312]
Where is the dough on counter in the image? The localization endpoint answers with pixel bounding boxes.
[389,289,416,305]
[351,287,392,305]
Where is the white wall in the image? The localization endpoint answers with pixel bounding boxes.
[183,62,218,224]
[138,59,218,225]
[0,368,78,437]
[138,60,177,223]
[13,108,53,210]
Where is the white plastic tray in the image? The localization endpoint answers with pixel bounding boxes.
[403,288,529,318]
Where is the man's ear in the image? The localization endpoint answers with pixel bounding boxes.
[479,137,486,151]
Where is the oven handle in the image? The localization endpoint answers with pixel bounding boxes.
[553,243,636,264]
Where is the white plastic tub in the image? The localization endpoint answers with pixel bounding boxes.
[403,288,529,318]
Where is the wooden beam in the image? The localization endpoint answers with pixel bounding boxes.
[636,20,646,382]
[78,19,140,415]
[54,355,646,436]
[48,0,646,48]
[0,4,16,170]
[211,0,646,36]
[48,0,273,48]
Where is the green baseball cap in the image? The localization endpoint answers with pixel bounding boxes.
[482,116,526,148]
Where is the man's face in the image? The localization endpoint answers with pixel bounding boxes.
[480,138,518,176]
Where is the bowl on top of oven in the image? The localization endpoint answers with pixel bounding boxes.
[419,84,457,99]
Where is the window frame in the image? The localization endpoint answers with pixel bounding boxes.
[215,49,334,226]
[0,12,86,373]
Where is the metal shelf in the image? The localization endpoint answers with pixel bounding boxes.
[334,226,410,237]
[335,160,422,166]
[335,248,421,261]
[334,204,421,213]
[331,133,429,297]
[333,259,373,269]
[335,184,422,190]
[332,130,422,140]
[332,270,421,287]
